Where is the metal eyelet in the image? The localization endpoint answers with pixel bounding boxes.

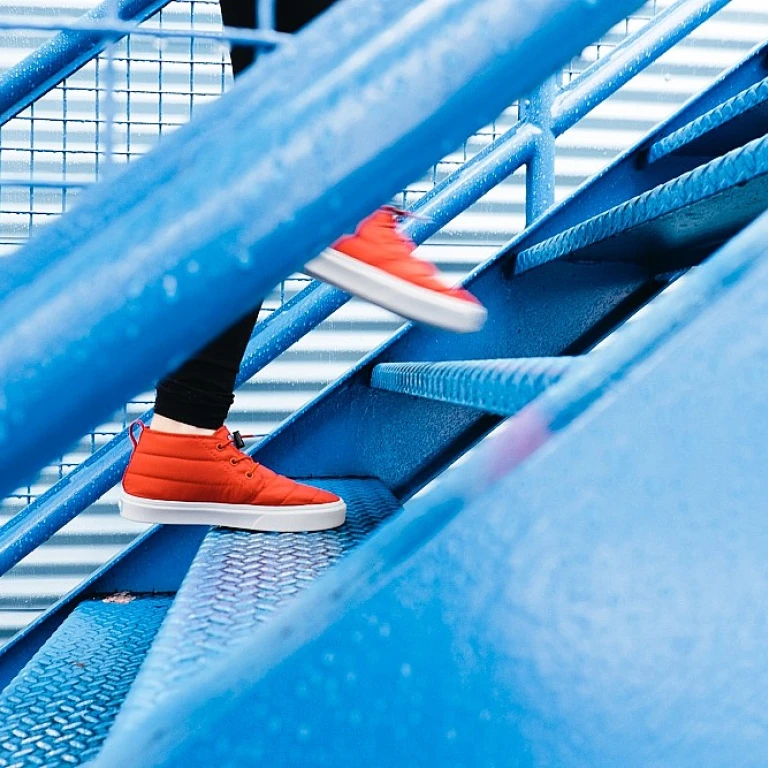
[216,443,225,450]
[246,471,253,479]
[230,458,238,466]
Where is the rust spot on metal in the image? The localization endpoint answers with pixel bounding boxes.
[103,591,135,604]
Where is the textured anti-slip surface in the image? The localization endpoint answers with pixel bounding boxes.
[0,596,170,767]
[106,478,402,736]
[371,357,576,415]
[516,133,768,272]
[648,76,768,163]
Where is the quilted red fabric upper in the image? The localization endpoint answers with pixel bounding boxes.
[333,207,481,304]
[122,426,339,506]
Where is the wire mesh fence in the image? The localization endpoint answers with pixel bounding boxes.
[0,0,767,642]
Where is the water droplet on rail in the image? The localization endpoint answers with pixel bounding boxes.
[235,249,253,269]
[162,275,178,300]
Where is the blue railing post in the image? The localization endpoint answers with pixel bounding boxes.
[257,0,276,31]
[523,75,558,224]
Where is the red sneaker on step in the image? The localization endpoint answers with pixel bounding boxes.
[305,206,487,333]
[120,424,346,532]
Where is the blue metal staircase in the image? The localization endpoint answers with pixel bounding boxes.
[0,0,767,765]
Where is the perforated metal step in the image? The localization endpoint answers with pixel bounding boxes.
[104,478,401,738]
[516,133,768,274]
[371,358,576,415]
[0,595,170,768]
[648,76,768,163]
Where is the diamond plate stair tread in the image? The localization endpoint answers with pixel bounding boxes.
[648,76,768,163]
[517,133,768,273]
[0,595,171,768]
[107,478,402,736]
[371,357,576,415]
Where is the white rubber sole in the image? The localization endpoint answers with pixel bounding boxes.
[305,248,487,333]
[120,490,347,533]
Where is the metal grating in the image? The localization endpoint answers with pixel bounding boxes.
[0,0,767,644]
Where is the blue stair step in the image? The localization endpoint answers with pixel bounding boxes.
[0,595,170,768]
[516,133,768,274]
[648,76,768,164]
[371,358,576,415]
[103,478,401,737]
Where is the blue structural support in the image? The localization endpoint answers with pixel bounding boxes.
[92,205,768,768]
[0,0,648,500]
[523,77,558,223]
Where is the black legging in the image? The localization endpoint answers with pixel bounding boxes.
[155,0,338,429]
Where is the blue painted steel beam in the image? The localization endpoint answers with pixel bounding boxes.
[371,358,576,415]
[0,0,171,128]
[91,209,768,768]
[523,76,558,223]
[0,0,648,500]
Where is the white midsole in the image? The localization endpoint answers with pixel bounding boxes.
[305,248,487,333]
[120,490,347,533]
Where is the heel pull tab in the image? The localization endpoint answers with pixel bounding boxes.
[129,420,146,450]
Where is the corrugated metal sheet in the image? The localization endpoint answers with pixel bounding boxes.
[1,0,767,644]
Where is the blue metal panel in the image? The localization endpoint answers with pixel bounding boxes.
[108,479,401,736]
[0,0,648,500]
[0,0,172,128]
[648,76,768,163]
[371,358,575,416]
[89,212,768,768]
[516,134,768,273]
[0,596,170,767]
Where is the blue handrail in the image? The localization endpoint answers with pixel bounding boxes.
[0,0,732,577]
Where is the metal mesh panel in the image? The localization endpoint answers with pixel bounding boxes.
[0,0,767,643]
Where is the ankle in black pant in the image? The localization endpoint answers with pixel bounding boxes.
[154,0,338,430]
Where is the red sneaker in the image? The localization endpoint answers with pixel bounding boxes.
[305,206,487,333]
[120,423,346,532]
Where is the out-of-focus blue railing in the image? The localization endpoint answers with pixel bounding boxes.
[0,0,732,577]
